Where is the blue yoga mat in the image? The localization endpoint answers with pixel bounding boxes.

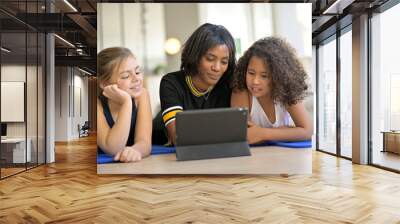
[251,140,312,148]
[97,145,175,164]
[97,140,312,164]
[97,154,114,164]
[151,145,176,154]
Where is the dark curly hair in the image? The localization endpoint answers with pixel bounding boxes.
[232,37,309,106]
[181,23,236,85]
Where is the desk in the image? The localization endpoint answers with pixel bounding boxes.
[382,131,400,154]
[1,138,31,163]
[97,146,312,175]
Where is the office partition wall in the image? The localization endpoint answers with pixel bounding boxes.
[317,35,337,155]
[339,27,353,159]
[316,25,353,159]
[0,31,28,178]
[0,1,46,179]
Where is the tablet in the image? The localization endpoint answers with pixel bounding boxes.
[175,107,251,161]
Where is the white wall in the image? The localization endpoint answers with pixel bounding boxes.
[72,74,89,138]
[199,3,252,56]
[272,4,312,58]
[165,3,200,73]
[98,3,167,116]
[1,65,26,139]
[1,64,46,163]
[98,3,166,74]
[55,67,68,141]
[251,4,274,41]
[54,67,89,141]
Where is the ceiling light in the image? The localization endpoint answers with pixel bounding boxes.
[54,34,75,48]
[1,47,11,53]
[78,67,92,76]
[322,0,354,15]
[164,38,181,55]
[63,0,78,12]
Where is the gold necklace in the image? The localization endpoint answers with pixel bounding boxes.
[185,75,213,98]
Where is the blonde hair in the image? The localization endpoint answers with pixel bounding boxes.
[97,47,135,96]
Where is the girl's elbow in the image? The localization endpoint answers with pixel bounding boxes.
[144,142,152,157]
[296,126,313,140]
[304,127,313,140]
[137,140,152,157]
[104,141,124,155]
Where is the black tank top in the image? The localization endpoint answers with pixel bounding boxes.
[98,95,137,154]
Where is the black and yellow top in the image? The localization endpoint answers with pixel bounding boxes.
[159,70,232,127]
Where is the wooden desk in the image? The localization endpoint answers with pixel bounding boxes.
[1,138,31,163]
[382,131,400,154]
[97,146,312,175]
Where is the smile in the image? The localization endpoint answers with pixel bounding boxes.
[250,87,263,92]
[208,74,220,80]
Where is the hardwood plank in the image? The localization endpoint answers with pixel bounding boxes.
[0,134,399,223]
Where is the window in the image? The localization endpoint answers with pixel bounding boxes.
[0,1,47,179]
[339,28,352,158]
[371,2,400,171]
[317,36,337,154]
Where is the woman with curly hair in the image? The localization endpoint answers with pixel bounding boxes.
[231,37,313,144]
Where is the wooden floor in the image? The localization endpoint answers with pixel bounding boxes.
[1,167,26,178]
[0,135,400,223]
[373,151,400,171]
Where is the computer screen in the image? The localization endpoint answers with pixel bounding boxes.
[1,123,7,137]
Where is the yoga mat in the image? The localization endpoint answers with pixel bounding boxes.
[97,145,175,164]
[97,140,311,164]
[251,140,312,148]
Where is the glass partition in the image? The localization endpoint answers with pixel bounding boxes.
[317,36,337,155]
[0,1,46,179]
[371,3,400,171]
[339,28,352,158]
[1,30,28,178]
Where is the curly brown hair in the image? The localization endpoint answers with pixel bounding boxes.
[232,37,309,106]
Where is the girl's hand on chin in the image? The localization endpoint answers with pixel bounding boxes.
[103,84,131,105]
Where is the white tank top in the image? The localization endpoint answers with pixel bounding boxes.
[250,96,293,128]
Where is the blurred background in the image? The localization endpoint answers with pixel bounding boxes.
[97,3,313,121]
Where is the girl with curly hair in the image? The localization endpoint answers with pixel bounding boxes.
[231,37,313,144]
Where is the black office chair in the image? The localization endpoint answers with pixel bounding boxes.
[78,121,90,138]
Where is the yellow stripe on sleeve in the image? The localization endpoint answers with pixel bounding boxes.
[162,109,183,124]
